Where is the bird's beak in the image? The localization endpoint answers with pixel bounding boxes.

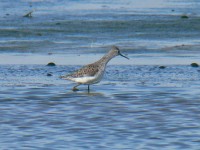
[119,52,129,59]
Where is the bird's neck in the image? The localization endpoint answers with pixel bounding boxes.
[97,52,115,65]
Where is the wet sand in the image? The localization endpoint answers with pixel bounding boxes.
[0,53,200,65]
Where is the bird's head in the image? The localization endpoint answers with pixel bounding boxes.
[110,46,129,59]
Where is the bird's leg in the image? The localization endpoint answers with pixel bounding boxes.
[72,83,81,91]
[88,85,90,92]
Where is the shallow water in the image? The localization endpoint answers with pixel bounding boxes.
[1,0,200,149]
[1,65,200,149]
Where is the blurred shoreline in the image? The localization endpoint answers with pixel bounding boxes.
[1,0,200,57]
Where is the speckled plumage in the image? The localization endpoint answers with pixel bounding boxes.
[60,46,128,91]
[67,64,99,78]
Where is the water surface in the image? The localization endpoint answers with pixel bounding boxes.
[1,65,200,149]
[1,0,200,149]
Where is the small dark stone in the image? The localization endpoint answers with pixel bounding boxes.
[47,73,52,76]
[181,15,189,19]
[47,62,56,66]
[171,9,175,12]
[6,13,10,16]
[159,66,166,69]
[36,33,42,36]
[191,63,199,67]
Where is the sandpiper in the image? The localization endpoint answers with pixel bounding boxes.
[60,46,129,91]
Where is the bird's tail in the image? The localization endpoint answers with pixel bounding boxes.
[60,75,69,79]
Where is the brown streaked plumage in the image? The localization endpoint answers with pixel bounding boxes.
[60,46,129,91]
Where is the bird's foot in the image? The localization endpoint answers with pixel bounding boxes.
[72,87,79,91]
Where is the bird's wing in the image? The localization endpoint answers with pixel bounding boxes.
[63,64,99,78]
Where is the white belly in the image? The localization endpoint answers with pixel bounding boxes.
[73,76,98,84]
[69,70,104,84]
